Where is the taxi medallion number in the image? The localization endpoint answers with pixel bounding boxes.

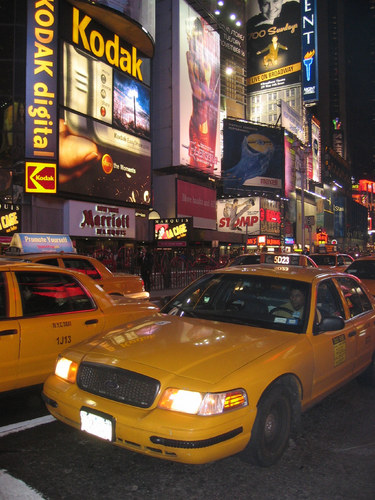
[80,408,114,441]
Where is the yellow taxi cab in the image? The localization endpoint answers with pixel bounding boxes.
[3,253,148,300]
[0,261,158,393]
[43,265,375,466]
[345,256,375,296]
[309,253,354,271]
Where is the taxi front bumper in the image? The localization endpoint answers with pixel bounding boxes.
[42,375,255,464]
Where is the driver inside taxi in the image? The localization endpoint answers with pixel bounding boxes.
[274,286,305,319]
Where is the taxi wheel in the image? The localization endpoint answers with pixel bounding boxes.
[357,355,375,386]
[242,385,292,467]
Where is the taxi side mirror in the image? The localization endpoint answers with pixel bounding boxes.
[314,315,345,335]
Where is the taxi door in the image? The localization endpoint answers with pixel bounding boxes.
[10,270,106,390]
[335,276,375,375]
[309,278,357,401]
[0,271,21,392]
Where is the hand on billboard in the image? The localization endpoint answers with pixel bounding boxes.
[59,119,101,183]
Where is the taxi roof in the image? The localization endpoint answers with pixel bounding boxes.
[213,263,343,283]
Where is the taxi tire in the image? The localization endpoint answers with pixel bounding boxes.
[242,385,292,467]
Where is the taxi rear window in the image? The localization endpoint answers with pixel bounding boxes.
[62,258,102,280]
[16,271,96,316]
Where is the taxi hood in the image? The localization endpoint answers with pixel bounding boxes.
[78,315,296,385]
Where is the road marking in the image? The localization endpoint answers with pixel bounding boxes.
[0,470,45,499]
[0,415,55,438]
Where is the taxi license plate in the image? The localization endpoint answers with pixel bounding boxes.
[80,408,114,441]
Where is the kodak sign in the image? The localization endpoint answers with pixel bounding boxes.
[25,162,57,193]
[71,7,144,81]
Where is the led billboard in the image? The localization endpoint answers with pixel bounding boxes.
[222,119,285,193]
[246,0,301,92]
[59,3,151,205]
[25,0,58,192]
[301,0,318,103]
[172,0,221,176]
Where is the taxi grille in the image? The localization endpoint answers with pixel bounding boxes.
[77,362,160,408]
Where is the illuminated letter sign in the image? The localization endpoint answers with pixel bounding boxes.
[25,0,58,159]
[301,0,319,103]
[71,7,144,81]
[25,162,57,193]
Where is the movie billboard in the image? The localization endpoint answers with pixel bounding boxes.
[173,0,221,176]
[59,4,151,205]
[246,0,301,92]
[222,119,285,193]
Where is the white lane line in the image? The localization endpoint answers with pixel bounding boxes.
[0,470,45,499]
[0,415,55,438]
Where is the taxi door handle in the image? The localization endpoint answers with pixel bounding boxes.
[0,329,18,336]
[348,330,356,338]
[85,319,98,325]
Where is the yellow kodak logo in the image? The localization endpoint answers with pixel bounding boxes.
[72,7,143,81]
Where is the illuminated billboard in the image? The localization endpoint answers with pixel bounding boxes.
[59,4,151,205]
[222,119,285,193]
[301,0,318,103]
[154,218,191,247]
[177,180,216,229]
[172,0,221,176]
[311,116,321,182]
[25,0,58,182]
[246,0,301,92]
[217,197,260,234]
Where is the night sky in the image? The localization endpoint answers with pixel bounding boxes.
[345,0,374,180]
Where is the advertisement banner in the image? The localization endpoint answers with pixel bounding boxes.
[64,200,135,239]
[175,0,221,175]
[154,218,191,245]
[301,0,318,103]
[59,4,151,205]
[281,100,304,142]
[0,203,21,236]
[311,116,321,182]
[217,197,260,234]
[177,180,216,220]
[222,119,285,193]
[260,198,281,235]
[246,0,301,92]
[25,0,59,160]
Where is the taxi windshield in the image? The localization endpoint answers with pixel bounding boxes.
[162,273,311,334]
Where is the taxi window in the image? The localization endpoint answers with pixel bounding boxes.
[16,271,96,317]
[163,273,311,334]
[0,273,7,318]
[310,255,335,266]
[62,258,101,280]
[316,280,345,319]
[336,276,372,318]
[346,260,375,279]
[36,258,59,267]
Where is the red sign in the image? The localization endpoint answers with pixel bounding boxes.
[25,162,57,193]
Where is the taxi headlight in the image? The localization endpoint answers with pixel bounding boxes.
[158,388,248,416]
[55,357,78,383]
